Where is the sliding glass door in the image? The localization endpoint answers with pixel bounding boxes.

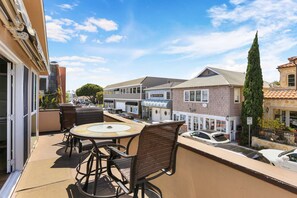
[0,58,14,189]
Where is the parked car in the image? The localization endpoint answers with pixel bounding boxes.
[181,130,230,144]
[259,149,297,172]
[216,144,271,164]
[118,113,134,120]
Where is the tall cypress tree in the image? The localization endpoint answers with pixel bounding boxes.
[240,32,263,146]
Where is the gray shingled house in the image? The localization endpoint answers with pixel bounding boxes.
[172,67,245,141]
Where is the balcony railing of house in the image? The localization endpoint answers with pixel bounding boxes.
[20,110,297,198]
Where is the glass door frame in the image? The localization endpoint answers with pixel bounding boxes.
[7,62,14,173]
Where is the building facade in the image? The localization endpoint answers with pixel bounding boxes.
[104,77,185,118]
[142,82,185,122]
[264,57,297,130]
[40,61,66,103]
[0,0,49,196]
[172,67,245,141]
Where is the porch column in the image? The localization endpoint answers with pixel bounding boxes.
[286,110,290,127]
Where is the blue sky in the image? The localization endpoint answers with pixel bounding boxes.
[44,0,297,91]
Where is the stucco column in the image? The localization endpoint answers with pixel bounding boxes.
[286,110,290,127]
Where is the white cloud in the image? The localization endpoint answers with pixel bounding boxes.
[46,15,120,42]
[58,3,78,10]
[87,18,118,31]
[51,56,106,63]
[79,35,88,43]
[164,27,255,57]
[93,67,111,72]
[105,35,124,43]
[75,17,118,32]
[74,21,97,32]
[67,67,85,73]
[92,39,103,44]
[208,0,297,28]
[45,15,52,21]
[46,19,75,42]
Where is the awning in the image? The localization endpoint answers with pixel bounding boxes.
[104,100,114,103]
[141,100,171,108]
[126,101,138,106]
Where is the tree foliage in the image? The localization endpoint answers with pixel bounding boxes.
[76,83,103,103]
[240,32,263,146]
[96,91,103,104]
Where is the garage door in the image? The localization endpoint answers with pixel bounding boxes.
[115,101,126,111]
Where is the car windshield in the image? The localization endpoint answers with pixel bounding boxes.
[212,134,227,142]
[278,149,295,157]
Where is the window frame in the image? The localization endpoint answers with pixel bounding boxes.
[234,88,241,103]
[288,74,295,87]
[184,89,209,103]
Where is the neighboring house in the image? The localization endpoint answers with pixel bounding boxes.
[263,56,297,129]
[172,67,245,141]
[103,77,185,118]
[40,61,66,103]
[0,0,49,196]
[142,81,185,122]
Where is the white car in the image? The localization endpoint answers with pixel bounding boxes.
[181,130,230,144]
[259,149,297,172]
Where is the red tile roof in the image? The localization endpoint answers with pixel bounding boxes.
[264,89,297,99]
[277,56,297,69]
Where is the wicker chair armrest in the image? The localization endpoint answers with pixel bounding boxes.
[107,146,134,158]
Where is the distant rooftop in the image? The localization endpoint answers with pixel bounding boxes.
[104,76,185,90]
[173,67,245,89]
[144,81,186,91]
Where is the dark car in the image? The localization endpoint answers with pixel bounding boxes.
[118,113,134,120]
[215,144,271,164]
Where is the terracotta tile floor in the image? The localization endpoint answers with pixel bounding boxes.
[12,133,154,198]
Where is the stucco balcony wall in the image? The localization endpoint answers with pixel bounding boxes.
[39,109,60,132]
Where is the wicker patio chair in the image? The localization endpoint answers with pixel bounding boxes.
[107,121,185,198]
[59,104,78,151]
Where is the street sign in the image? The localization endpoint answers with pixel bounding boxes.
[247,117,253,125]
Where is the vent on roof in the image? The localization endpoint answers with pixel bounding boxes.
[198,69,218,78]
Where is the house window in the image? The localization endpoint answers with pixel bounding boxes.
[288,74,295,87]
[173,114,177,121]
[184,89,209,103]
[202,90,208,103]
[190,91,195,101]
[196,90,201,102]
[193,116,199,130]
[180,114,186,121]
[137,87,141,93]
[199,117,203,130]
[184,91,189,101]
[127,105,138,114]
[166,92,170,99]
[133,87,137,93]
[234,88,240,103]
[188,116,192,130]
[216,120,226,132]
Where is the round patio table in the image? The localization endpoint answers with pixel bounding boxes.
[70,122,143,197]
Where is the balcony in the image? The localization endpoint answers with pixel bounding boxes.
[12,112,297,198]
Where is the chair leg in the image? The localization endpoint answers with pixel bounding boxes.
[69,137,74,157]
[141,183,145,198]
[65,135,70,152]
[133,185,139,198]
